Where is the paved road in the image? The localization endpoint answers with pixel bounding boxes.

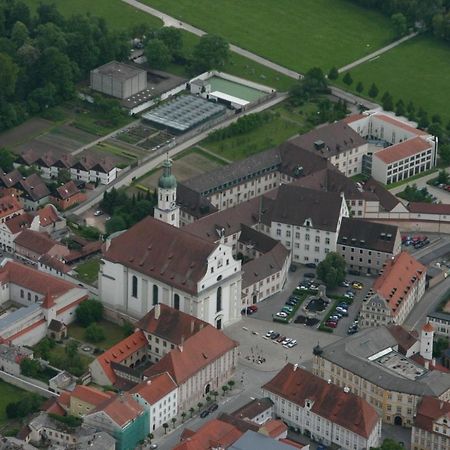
[122,0,379,110]
[338,32,418,73]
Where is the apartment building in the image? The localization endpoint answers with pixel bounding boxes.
[262,364,381,450]
[428,311,450,338]
[360,252,426,328]
[337,218,401,275]
[312,325,450,427]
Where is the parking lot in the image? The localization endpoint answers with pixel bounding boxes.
[247,266,374,339]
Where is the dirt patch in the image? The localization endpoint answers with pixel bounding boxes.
[0,117,53,148]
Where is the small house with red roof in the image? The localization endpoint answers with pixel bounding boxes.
[50,180,87,211]
[263,363,381,450]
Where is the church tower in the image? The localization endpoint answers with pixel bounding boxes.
[154,156,179,228]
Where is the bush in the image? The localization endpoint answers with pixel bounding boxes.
[84,323,105,343]
[6,394,42,419]
[76,299,103,327]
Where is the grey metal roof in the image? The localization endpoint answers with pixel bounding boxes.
[93,61,145,81]
[428,311,450,323]
[0,304,41,330]
[320,326,450,396]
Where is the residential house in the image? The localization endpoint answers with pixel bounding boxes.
[20,174,50,211]
[262,364,381,450]
[83,393,149,450]
[68,385,116,417]
[337,217,401,275]
[411,396,450,450]
[428,311,450,338]
[50,180,87,211]
[360,251,426,327]
[0,212,33,252]
[231,397,274,425]
[0,195,23,223]
[71,156,117,185]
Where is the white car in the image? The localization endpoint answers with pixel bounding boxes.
[265,330,274,338]
[275,312,288,318]
[287,340,298,348]
[94,210,103,216]
[282,338,291,345]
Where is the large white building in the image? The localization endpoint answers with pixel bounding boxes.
[262,364,382,450]
[99,216,242,329]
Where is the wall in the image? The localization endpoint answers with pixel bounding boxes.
[0,369,56,398]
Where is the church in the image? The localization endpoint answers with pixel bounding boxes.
[99,158,242,328]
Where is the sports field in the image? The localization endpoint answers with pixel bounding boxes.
[336,36,450,123]
[24,0,162,30]
[141,0,395,71]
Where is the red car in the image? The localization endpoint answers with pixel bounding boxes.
[248,305,258,313]
[325,321,338,329]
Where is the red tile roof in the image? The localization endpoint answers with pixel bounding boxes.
[94,330,147,384]
[279,438,305,449]
[56,181,80,200]
[43,398,66,416]
[374,137,431,165]
[37,204,60,227]
[103,216,216,295]
[414,396,450,433]
[375,114,428,136]
[0,195,22,219]
[4,213,33,234]
[341,114,366,124]
[175,419,242,450]
[263,364,380,439]
[373,252,425,316]
[14,229,60,256]
[144,325,238,385]
[93,392,144,427]
[0,260,76,297]
[261,419,287,438]
[130,372,177,404]
[136,304,209,345]
[386,325,417,354]
[408,202,450,215]
[71,385,115,406]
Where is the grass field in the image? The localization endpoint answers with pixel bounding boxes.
[336,36,450,123]
[74,258,100,284]
[142,0,395,71]
[201,100,318,161]
[24,0,162,30]
[0,381,34,424]
[68,320,126,350]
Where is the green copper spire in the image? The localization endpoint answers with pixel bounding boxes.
[158,156,177,189]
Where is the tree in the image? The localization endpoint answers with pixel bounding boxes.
[36,3,65,26]
[144,38,171,70]
[181,412,187,423]
[20,358,42,378]
[373,438,408,450]
[65,340,78,359]
[355,81,363,93]
[171,417,177,429]
[0,147,16,172]
[211,390,218,401]
[407,100,416,121]
[189,407,195,417]
[105,215,127,235]
[148,433,154,443]
[221,385,229,396]
[433,337,449,357]
[437,170,449,185]
[391,13,407,37]
[76,299,103,327]
[157,27,183,56]
[368,83,379,98]
[317,252,346,289]
[85,323,105,343]
[0,53,19,97]
[328,66,338,80]
[122,321,134,337]
[418,112,430,129]
[382,92,394,111]
[342,72,353,86]
[395,99,405,116]
[197,402,203,410]
[227,380,235,390]
[192,34,229,72]
[162,423,169,434]
[11,21,29,48]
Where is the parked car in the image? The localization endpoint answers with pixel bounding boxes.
[305,263,317,269]
[352,281,363,289]
[338,302,349,309]
[325,321,337,328]
[348,269,361,276]
[298,284,310,291]
[200,410,210,418]
[287,340,297,348]
[94,210,103,216]
[276,335,286,343]
[208,403,218,413]
[304,272,316,278]
[248,305,258,313]
[289,264,297,272]
[282,338,291,345]
[270,332,280,340]
[275,312,288,318]
[265,330,274,338]
[336,307,349,316]
[340,280,350,287]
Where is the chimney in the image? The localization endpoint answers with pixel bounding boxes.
[154,303,160,320]
[293,363,298,372]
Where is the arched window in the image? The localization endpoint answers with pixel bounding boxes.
[27,292,31,301]
[132,276,138,298]
[216,287,222,313]
[174,294,180,310]
[153,285,159,305]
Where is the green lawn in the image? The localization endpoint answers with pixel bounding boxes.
[141,0,395,71]
[0,381,35,424]
[336,36,450,123]
[74,258,101,285]
[24,0,162,30]
[200,100,318,161]
[46,344,94,375]
[68,320,128,350]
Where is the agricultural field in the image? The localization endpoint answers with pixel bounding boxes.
[24,0,163,30]
[200,100,319,161]
[336,36,450,124]
[142,0,395,71]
